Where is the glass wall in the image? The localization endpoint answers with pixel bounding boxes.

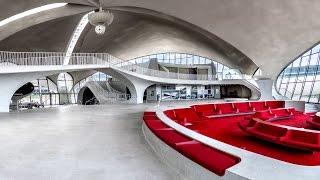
[57,73,76,104]
[18,72,109,109]
[276,43,320,103]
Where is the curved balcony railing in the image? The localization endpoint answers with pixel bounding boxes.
[0,51,258,89]
[111,59,256,82]
[0,51,110,66]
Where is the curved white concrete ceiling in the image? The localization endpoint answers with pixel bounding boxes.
[65,0,320,79]
[1,0,320,78]
[0,14,83,52]
[0,8,257,74]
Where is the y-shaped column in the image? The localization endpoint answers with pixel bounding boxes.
[255,78,274,100]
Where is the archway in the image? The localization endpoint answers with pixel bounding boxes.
[82,87,98,105]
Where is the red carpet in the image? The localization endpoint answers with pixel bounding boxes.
[192,115,320,166]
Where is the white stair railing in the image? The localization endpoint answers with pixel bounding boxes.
[84,81,128,103]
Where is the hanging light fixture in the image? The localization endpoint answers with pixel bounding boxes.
[95,24,106,35]
[88,7,114,35]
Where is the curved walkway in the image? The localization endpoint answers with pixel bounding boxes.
[0,104,181,179]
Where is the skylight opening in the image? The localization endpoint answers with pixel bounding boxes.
[0,3,67,27]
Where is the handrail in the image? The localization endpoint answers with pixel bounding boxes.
[84,96,98,105]
[84,81,128,102]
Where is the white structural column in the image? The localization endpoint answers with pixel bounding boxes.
[117,72,154,104]
[255,78,273,100]
[100,68,154,104]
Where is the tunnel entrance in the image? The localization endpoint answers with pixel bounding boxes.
[10,82,35,110]
[220,85,252,99]
[81,87,99,105]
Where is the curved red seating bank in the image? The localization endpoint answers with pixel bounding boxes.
[191,100,285,118]
[143,111,241,176]
[239,117,320,152]
[253,107,296,121]
[144,100,320,169]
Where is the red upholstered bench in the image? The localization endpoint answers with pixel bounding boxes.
[233,102,253,113]
[154,128,192,147]
[239,118,320,152]
[254,110,275,121]
[246,122,288,141]
[280,129,320,152]
[215,103,237,115]
[265,100,285,109]
[250,101,269,111]
[175,141,240,176]
[174,108,203,126]
[307,115,320,129]
[238,118,257,131]
[269,108,295,120]
[191,104,216,117]
[164,110,177,121]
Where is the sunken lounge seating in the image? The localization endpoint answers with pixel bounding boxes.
[239,118,320,152]
[307,115,320,129]
[143,111,241,176]
[233,102,254,114]
[253,107,296,121]
[191,100,285,118]
[191,104,216,117]
[280,129,320,151]
[265,100,285,110]
[246,121,288,141]
[164,108,209,127]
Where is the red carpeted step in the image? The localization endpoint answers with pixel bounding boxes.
[144,111,156,116]
[154,129,192,147]
[143,115,159,121]
[175,141,240,176]
[145,119,168,130]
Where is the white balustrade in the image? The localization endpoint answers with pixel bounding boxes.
[0,51,257,86]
